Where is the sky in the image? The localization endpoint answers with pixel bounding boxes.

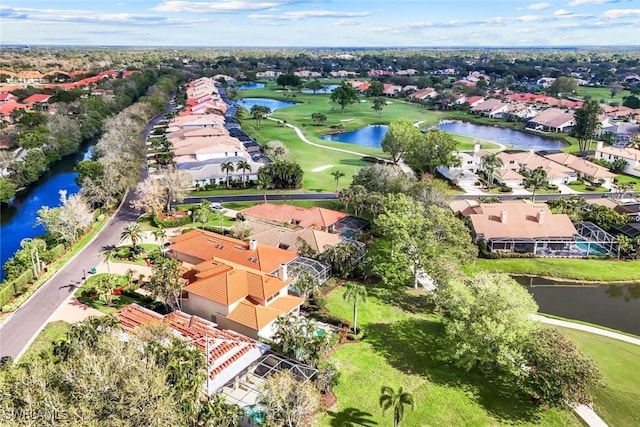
[0,0,639,47]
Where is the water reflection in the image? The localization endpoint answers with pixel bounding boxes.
[605,284,640,302]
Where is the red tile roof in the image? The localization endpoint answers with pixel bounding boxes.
[169,229,298,273]
[241,203,348,230]
[23,94,52,103]
[0,101,26,116]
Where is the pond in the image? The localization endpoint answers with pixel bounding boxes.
[235,82,265,90]
[320,125,389,148]
[436,120,567,151]
[301,84,339,94]
[237,97,297,112]
[515,276,640,335]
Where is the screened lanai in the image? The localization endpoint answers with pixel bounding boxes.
[287,256,331,284]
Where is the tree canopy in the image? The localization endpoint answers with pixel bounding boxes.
[330,82,359,113]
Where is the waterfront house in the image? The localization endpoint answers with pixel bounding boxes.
[526,108,575,133]
[543,152,616,186]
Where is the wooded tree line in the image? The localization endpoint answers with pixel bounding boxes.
[0,70,169,204]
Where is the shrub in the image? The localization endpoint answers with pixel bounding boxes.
[47,244,66,260]
[499,186,512,193]
[546,184,558,191]
[152,215,192,228]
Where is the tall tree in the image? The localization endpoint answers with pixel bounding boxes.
[381,120,420,165]
[120,223,143,251]
[236,159,251,186]
[342,283,367,333]
[256,172,273,203]
[572,100,602,151]
[481,153,503,190]
[311,112,327,125]
[250,105,271,129]
[404,130,460,175]
[379,386,416,427]
[523,167,548,202]
[305,79,325,94]
[220,161,235,187]
[36,190,94,245]
[372,97,386,117]
[264,140,289,160]
[331,169,345,192]
[330,81,359,113]
[434,272,538,376]
[147,257,185,311]
[260,370,321,427]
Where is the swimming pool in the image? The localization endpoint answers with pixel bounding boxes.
[575,242,609,256]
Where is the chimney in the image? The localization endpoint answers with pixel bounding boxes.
[249,239,258,251]
[500,209,508,224]
[537,209,546,224]
[596,140,604,151]
[474,141,480,153]
[279,263,288,281]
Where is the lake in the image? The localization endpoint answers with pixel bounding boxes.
[320,125,389,148]
[235,82,265,90]
[301,84,339,94]
[0,143,94,282]
[237,98,297,112]
[515,276,640,335]
[436,120,567,150]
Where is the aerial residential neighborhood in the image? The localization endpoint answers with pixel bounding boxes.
[0,1,639,427]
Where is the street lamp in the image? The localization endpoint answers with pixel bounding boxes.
[82,269,86,281]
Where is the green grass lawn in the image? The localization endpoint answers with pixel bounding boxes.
[317,284,581,427]
[221,199,344,212]
[576,86,633,106]
[474,258,640,282]
[567,182,609,193]
[20,320,71,362]
[615,174,640,191]
[75,273,138,314]
[560,327,640,427]
[109,243,160,266]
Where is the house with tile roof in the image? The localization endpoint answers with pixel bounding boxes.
[180,258,304,339]
[0,93,18,104]
[241,203,348,232]
[408,87,438,101]
[470,99,509,118]
[526,108,575,133]
[595,141,640,178]
[0,101,26,124]
[543,152,616,186]
[17,71,45,84]
[168,229,298,274]
[494,150,578,185]
[115,304,268,392]
[244,219,343,254]
[461,200,578,255]
[23,93,52,111]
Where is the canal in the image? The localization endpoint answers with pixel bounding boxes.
[0,142,94,282]
[516,276,640,336]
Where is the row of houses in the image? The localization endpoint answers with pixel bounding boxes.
[162,77,267,186]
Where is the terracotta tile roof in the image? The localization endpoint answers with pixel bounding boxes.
[528,108,574,128]
[115,304,262,381]
[17,71,45,79]
[184,258,289,304]
[241,203,348,230]
[169,229,298,273]
[0,93,17,102]
[461,200,577,240]
[23,94,52,103]
[0,101,26,116]
[544,152,615,180]
[246,220,342,253]
[226,295,303,330]
[597,145,640,162]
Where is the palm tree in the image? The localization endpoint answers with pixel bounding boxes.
[120,223,143,251]
[523,166,548,202]
[481,153,503,190]
[236,160,251,186]
[379,386,415,427]
[331,170,345,192]
[372,97,386,117]
[220,161,235,187]
[152,228,167,248]
[343,283,367,333]
[256,172,272,203]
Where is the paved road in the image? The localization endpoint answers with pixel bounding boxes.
[0,190,141,359]
[0,107,166,360]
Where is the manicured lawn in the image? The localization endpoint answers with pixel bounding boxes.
[474,258,640,282]
[317,284,580,427]
[560,327,640,427]
[567,182,609,193]
[109,243,160,266]
[222,200,344,212]
[75,274,138,314]
[20,320,71,362]
[576,86,633,106]
[615,174,640,191]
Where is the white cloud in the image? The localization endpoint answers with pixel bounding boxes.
[334,19,360,26]
[152,1,303,13]
[554,9,572,15]
[523,2,552,10]
[517,14,548,21]
[249,10,370,21]
[602,8,640,18]
[568,0,620,6]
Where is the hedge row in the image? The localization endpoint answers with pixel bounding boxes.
[2,269,55,312]
[0,268,35,308]
[152,215,193,228]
